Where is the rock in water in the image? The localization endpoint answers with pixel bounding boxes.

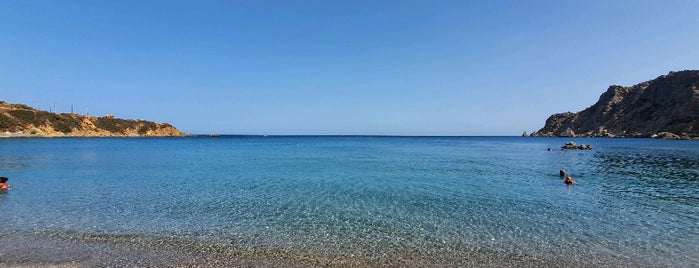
[561,142,592,150]
[561,142,577,149]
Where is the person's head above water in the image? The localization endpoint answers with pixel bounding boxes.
[0,177,9,190]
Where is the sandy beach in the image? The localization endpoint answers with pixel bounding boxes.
[0,231,572,268]
[1,232,312,268]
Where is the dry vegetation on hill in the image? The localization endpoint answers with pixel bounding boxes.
[0,101,187,137]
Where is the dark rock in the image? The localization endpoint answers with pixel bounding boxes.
[561,141,592,150]
[531,70,699,139]
[561,142,577,149]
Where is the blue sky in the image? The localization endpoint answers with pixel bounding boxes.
[1,0,698,135]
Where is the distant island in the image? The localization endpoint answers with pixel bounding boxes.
[531,70,699,139]
[0,101,187,137]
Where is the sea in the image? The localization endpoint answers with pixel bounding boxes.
[1,136,698,267]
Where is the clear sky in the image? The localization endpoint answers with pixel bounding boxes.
[1,0,698,135]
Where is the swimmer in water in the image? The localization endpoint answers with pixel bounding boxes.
[564,176,576,185]
[0,177,10,190]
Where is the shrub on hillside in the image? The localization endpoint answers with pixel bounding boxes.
[0,113,19,131]
[50,114,81,133]
[8,110,41,125]
[138,121,158,134]
[95,117,141,133]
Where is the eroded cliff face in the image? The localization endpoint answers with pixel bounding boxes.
[531,70,699,139]
[0,101,187,137]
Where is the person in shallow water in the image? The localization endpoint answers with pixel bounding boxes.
[0,177,10,190]
[559,169,566,177]
[565,176,576,185]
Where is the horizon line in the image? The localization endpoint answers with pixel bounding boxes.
[189,134,556,138]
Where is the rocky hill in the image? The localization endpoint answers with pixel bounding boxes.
[531,70,699,139]
[0,101,187,137]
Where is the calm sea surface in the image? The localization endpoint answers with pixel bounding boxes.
[1,136,698,266]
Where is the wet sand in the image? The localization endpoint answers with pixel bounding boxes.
[0,231,570,267]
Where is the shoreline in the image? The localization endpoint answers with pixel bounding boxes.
[3,132,698,139]
[0,231,647,267]
[0,231,309,268]
[0,231,550,267]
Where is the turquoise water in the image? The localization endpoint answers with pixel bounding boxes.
[1,136,698,266]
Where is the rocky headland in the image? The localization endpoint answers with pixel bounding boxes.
[0,101,187,137]
[531,70,699,139]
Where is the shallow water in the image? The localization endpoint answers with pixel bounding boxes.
[1,136,698,266]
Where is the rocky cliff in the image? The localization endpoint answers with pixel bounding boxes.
[531,70,699,139]
[0,101,187,137]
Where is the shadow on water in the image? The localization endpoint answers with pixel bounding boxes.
[0,156,35,169]
[591,148,699,208]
